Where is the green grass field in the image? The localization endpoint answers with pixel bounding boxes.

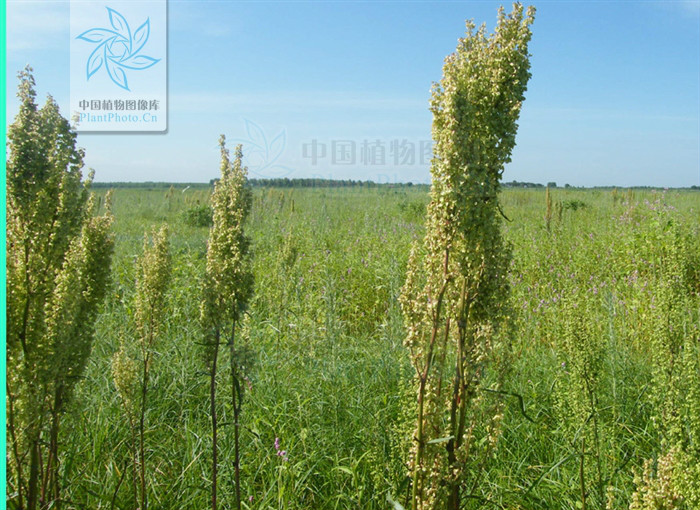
[59,185,699,509]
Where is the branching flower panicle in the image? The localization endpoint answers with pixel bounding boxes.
[399,5,535,509]
[6,67,114,510]
[200,135,254,510]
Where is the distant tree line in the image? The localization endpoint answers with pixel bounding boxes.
[503,180,546,188]
[89,179,699,191]
[237,178,425,188]
[90,182,211,189]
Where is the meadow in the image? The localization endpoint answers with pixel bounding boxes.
[55,184,699,509]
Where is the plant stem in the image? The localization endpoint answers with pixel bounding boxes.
[446,285,466,509]
[412,249,449,510]
[229,322,242,510]
[210,329,220,510]
[44,387,63,510]
[7,384,26,510]
[580,436,586,510]
[28,435,40,510]
[126,412,139,510]
[412,375,426,510]
[139,350,151,510]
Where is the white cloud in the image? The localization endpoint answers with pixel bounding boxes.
[681,0,700,16]
[7,1,69,51]
[168,2,235,39]
[524,106,698,124]
[169,91,426,115]
[651,0,700,20]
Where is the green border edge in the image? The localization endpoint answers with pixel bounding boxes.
[1,0,7,502]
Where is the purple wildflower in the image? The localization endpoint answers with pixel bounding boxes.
[274,437,289,461]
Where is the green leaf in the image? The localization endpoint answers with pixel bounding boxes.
[386,492,406,510]
[427,435,454,444]
[334,466,353,476]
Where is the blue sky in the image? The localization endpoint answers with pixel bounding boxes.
[6,0,700,186]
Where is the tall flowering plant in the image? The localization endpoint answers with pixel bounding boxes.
[6,68,114,510]
[400,5,535,509]
[200,136,254,510]
[111,226,171,510]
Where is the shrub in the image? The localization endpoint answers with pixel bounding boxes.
[182,203,214,227]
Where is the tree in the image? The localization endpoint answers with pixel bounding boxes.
[6,67,114,510]
[200,137,254,510]
[399,5,535,509]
